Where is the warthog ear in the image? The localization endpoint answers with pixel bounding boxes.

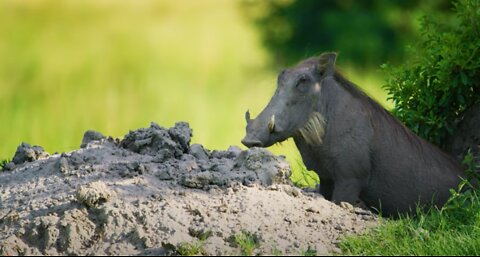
[318,52,337,77]
[245,110,251,124]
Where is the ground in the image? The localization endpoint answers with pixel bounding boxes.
[0,122,377,255]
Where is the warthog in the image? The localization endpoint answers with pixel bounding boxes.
[242,52,464,216]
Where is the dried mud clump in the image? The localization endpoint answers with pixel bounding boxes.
[76,181,117,207]
[80,130,106,148]
[13,142,50,164]
[120,122,191,159]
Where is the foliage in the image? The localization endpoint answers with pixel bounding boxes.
[0,159,10,171]
[241,0,452,67]
[233,231,260,256]
[462,148,480,181]
[383,0,480,148]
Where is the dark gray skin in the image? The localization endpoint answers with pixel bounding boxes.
[242,52,465,217]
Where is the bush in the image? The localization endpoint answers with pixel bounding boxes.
[383,0,480,148]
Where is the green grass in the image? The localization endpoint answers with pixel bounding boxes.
[0,0,389,184]
[176,241,206,256]
[233,231,260,256]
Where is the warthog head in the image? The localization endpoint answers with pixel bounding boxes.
[242,52,337,148]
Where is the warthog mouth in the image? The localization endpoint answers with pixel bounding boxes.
[296,112,326,145]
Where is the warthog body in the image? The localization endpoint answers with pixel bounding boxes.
[242,52,464,216]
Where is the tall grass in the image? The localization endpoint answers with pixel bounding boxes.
[0,0,389,182]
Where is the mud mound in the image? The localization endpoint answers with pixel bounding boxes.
[0,122,377,255]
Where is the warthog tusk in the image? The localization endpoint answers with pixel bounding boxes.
[268,115,275,133]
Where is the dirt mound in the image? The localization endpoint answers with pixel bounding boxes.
[0,122,377,255]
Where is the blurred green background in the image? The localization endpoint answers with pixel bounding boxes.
[0,0,450,185]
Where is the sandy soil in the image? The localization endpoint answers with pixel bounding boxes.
[0,122,377,255]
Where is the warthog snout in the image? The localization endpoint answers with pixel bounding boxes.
[241,136,263,148]
[242,110,277,148]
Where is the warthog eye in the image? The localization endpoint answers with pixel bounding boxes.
[295,76,309,92]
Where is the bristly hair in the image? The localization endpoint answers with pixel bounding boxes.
[297,112,326,145]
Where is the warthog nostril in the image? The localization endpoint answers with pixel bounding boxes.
[241,137,264,148]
